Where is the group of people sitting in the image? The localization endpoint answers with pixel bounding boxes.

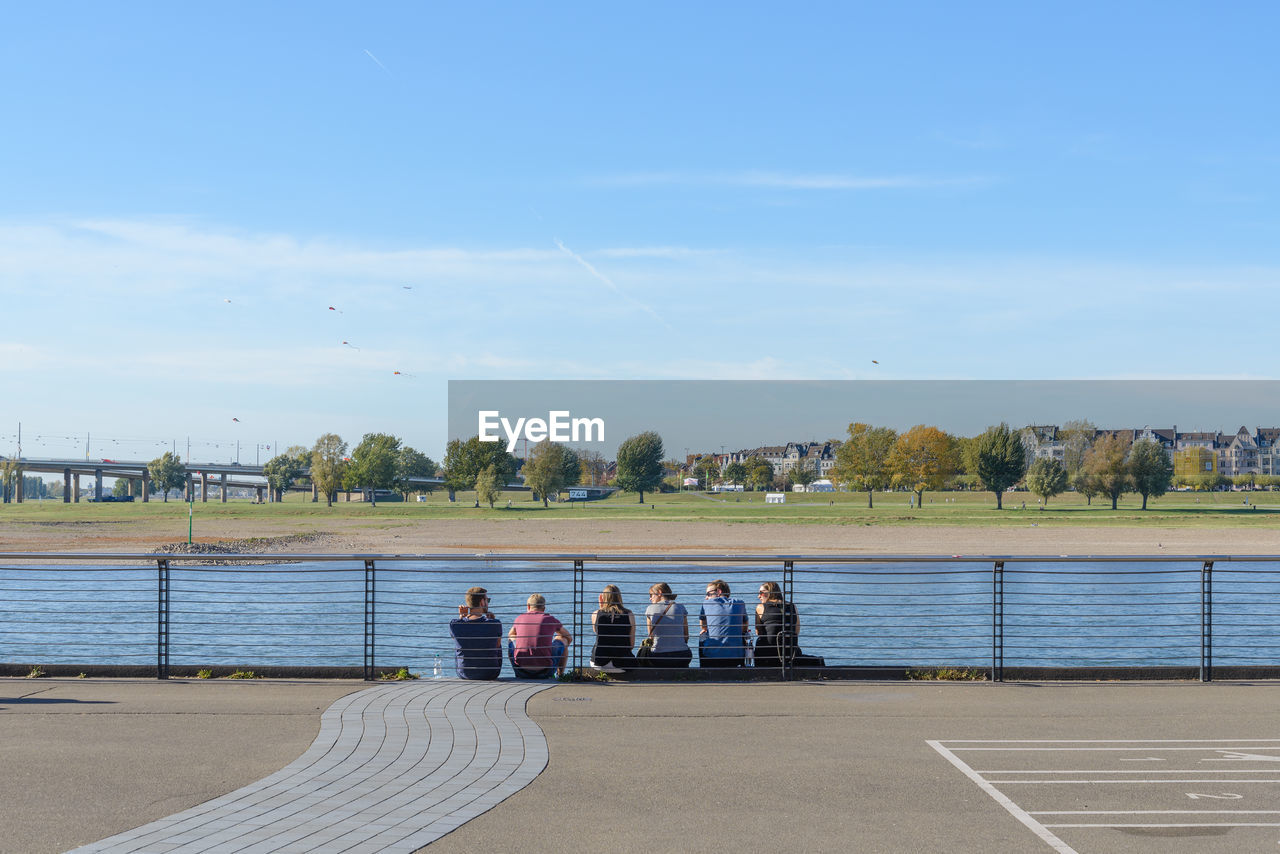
[448,579,820,680]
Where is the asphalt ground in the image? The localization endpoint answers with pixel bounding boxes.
[6,678,1280,854]
[0,679,360,854]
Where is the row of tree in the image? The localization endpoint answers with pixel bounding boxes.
[92,435,442,507]
[266,434,438,507]
[823,422,1176,510]
[440,435,626,507]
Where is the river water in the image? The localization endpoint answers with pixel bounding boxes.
[3,559,1278,671]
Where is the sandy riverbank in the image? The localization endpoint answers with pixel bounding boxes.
[0,516,1276,556]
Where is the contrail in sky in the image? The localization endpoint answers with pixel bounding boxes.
[554,239,672,330]
[364,50,392,75]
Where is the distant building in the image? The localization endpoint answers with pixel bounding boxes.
[1174,447,1216,478]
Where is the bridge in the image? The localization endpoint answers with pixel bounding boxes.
[0,456,536,504]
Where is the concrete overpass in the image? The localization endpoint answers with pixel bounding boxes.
[0,456,526,504]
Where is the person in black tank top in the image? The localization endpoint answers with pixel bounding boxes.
[591,585,637,669]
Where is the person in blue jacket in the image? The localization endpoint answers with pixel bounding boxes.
[698,579,748,667]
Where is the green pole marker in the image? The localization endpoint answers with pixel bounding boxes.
[188,474,195,544]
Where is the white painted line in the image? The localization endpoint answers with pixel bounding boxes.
[1032,810,1280,816]
[953,746,1280,752]
[1208,751,1280,762]
[944,739,1280,744]
[1044,823,1280,829]
[975,770,1280,774]
[928,740,1079,854]
[989,779,1280,784]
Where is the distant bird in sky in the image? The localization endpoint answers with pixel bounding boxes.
[393,370,417,378]
[224,298,232,304]
[328,305,342,313]
[402,285,413,290]
[871,360,879,364]
[342,341,360,350]
[232,417,241,422]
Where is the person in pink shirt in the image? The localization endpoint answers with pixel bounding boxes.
[507,593,573,678]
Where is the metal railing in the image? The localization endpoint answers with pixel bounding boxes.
[3,552,1280,682]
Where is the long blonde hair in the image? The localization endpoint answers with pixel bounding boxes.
[599,584,629,614]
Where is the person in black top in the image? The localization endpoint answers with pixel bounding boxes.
[754,581,800,668]
[590,585,637,669]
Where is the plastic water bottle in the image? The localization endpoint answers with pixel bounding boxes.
[432,653,442,679]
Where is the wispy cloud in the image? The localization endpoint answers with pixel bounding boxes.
[592,246,720,259]
[590,171,992,190]
[553,238,674,330]
[363,49,392,76]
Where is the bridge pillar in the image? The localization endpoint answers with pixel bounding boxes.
[141,473,150,503]
[63,468,71,503]
[94,469,103,501]
[255,485,264,503]
[15,469,23,503]
[201,472,209,503]
[73,473,80,502]
[220,472,228,503]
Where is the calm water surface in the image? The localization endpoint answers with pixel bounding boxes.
[4,560,1278,670]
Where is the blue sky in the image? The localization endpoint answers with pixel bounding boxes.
[2,3,1277,462]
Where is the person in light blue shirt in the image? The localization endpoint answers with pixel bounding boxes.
[698,579,748,668]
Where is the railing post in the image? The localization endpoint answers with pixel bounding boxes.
[573,559,585,672]
[782,559,794,681]
[1201,560,1213,683]
[157,558,170,680]
[363,559,376,681]
[992,560,1004,683]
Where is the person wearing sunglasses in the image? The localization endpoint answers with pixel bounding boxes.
[698,579,748,668]
[449,586,503,679]
[754,581,799,668]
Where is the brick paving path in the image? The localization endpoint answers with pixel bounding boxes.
[69,679,552,854]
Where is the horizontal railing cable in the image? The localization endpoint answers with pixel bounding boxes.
[3,553,1280,679]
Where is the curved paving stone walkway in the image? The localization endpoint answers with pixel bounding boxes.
[70,679,553,854]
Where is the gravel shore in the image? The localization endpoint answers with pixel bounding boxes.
[2,516,1277,556]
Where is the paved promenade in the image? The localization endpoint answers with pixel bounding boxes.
[6,677,1280,853]
[69,681,551,853]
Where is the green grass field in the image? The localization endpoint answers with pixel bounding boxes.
[1,487,1275,529]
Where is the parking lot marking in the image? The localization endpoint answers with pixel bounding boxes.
[944,739,1280,744]
[975,769,1272,774]
[951,746,1280,752]
[985,779,1280,784]
[1024,814,1264,819]
[1044,822,1280,829]
[928,740,1080,854]
[935,739,1280,847]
